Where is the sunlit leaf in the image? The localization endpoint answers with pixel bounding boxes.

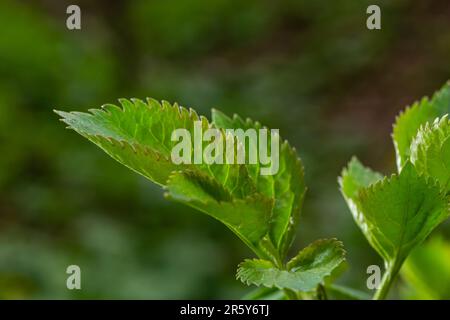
[56,100,307,261]
[410,116,450,193]
[392,82,450,171]
[340,160,448,268]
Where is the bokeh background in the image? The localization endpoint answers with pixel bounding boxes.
[1,0,450,299]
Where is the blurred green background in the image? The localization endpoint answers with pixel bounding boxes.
[1,0,450,299]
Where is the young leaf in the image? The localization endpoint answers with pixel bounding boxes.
[410,116,450,193]
[212,109,306,260]
[55,99,214,186]
[339,157,383,199]
[56,100,275,257]
[55,100,306,260]
[392,82,450,171]
[236,239,345,292]
[342,82,450,299]
[339,157,383,228]
[340,160,449,267]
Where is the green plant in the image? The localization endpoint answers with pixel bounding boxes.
[340,82,450,299]
[55,100,345,300]
[55,82,450,300]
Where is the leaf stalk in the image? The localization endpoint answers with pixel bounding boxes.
[373,261,401,300]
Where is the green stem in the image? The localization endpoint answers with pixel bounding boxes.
[373,262,401,300]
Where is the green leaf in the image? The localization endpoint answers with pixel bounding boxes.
[165,170,272,256]
[212,109,306,260]
[56,100,306,260]
[392,82,450,171]
[55,99,212,186]
[339,157,383,228]
[340,160,449,267]
[401,237,450,299]
[410,116,450,193]
[339,157,383,200]
[56,100,268,256]
[236,239,345,292]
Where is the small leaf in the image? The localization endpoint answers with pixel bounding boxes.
[236,239,345,292]
[410,116,450,193]
[55,99,212,186]
[340,160,449,266]
[339,157,383,228]
[339,157,383,200]
[392,82,450,170]
[285,238,345,271]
